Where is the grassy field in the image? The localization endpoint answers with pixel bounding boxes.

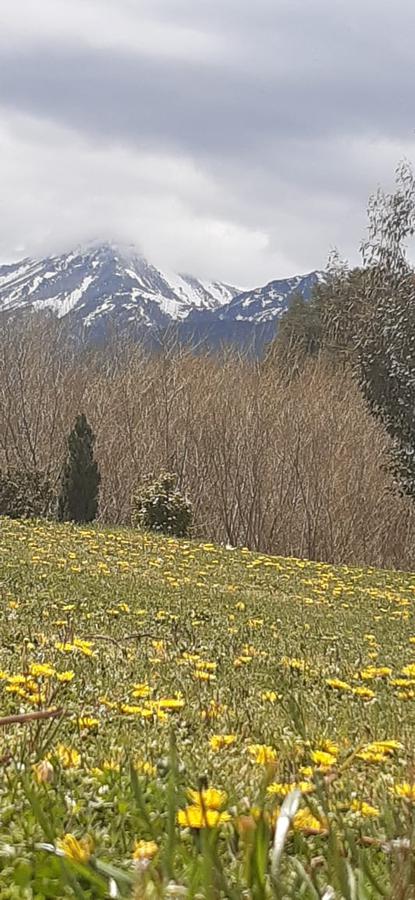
[0,518,414,898]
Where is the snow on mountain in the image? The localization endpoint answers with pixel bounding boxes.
[0,242,324,351]
[0,242,241,331]
[211,271,324,323]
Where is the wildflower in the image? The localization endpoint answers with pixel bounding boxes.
[120,704,151,716]
[201,701,227,721]
[131,683,151,699]
[56,671,75,683]
[261,691,279,703]
[134,760,157,777]
[357,740,401,764]
[177,806,231,829]
[187,788,227,810]
[156,698,185,711]
[350,800,379,817]
[299,766,314,778]
[360,666,391,680]
[78,717,99,730]
[391,678,415,688]
[248,744,277,765]
[392,783,415,801]
[292,810,327,834]
[326,678,353,692]
[352,686,376,700]
[267,782,315,797]
[402,664,415,678]
[310,750,337,770]
[73,638,95,657]
[281,657,305,672]
[33,760,54,784]
[100,759,120,772]
[52,744,81,769]
[57,833,93,864]
[195,661,217,671]
[194,670,215,681]
[29,663,56,679]
[55,642,75,653]
[319,740,340,756]
[209,734,237,751]
[133,840,158,863]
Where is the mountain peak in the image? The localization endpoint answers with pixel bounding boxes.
[0,242,323,350]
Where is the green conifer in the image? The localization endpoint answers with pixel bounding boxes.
[58,414,100,523]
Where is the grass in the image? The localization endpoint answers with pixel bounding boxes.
[0,517,414,897]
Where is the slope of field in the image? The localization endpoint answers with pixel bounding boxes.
[0,518,414,897]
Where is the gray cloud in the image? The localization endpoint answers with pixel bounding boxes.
[1,0,415,283]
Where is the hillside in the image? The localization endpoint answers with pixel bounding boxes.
[0,518,414,896]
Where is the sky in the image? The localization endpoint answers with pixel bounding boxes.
[1,0,415,286]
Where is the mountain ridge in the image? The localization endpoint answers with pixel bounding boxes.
[0,242,323,350]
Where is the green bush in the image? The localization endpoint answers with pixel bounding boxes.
[0,468,55,519]
[131,472,192,537]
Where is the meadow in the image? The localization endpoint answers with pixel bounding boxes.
[0,518,414,898]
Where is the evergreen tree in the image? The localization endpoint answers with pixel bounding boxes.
[58,414,100,523]
[265,291,323,373]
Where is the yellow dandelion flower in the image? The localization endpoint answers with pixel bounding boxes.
[52,744,81,769]
[292,810,327,834]
[29,663,56,679]
[78,717,99,730]
[55,642,75,653]
[392,783,415,801]
[132,840,158,861]
[402,663,415,678]
[57,833,94,864]
[326,678,353,692]
[352,686,376,700]
[248,744,278,765]
[194,670,215,681]
[56,671,75,683]
[267,781,315,797]
[134,760,157,777]
[73,638,95,657]
[177,805,231,829]
[187,788,227,810]
[360,666,391,680]
[350,800,379,817]
[310,750,337,770]
[131,683,151,699]
[209,734,237,751]
[261,691,279,703]
[319,740,340,756]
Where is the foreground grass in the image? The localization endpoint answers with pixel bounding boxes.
[0,518,414,898]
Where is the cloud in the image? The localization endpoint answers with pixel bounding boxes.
[1,0,415,283]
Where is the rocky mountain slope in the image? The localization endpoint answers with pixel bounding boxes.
[0,242,323,350]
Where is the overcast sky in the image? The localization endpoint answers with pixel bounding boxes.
[1,0,415,285]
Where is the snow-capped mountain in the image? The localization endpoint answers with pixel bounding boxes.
[208,271,324,323]
[181,270,324,353]
[0,242,240,331]
[0,242,324,352]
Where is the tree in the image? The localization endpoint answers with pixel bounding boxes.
[318,163,415,497]
[58,414,100,523]
[264,291,323,374]
[352,163,415,496]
